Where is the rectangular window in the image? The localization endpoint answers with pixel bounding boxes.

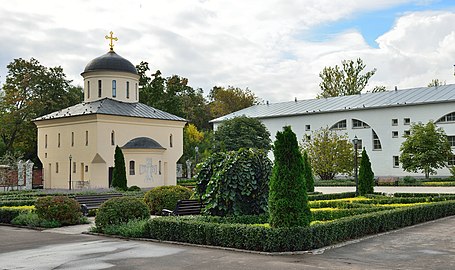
[85,131,89,146]
[111,131,115,146]
[404,118,411,125]
[56,162,59,173]
[87,81,90,99]
[126,81,130,99]
[393,156,399,167]
[305,125,311,131]
[392,119,398,126]
[45,134,48,149]
[112,80,116,97]
[129,161,135,175]
[448,155,455,166]
[45,153,47,158]
[373,130,382,150]
[71,132,74,147]
[58,133,61,148]
[135,83,138,100]
[159,160,162,175]
[73,162,76,173]
[169,134,173,148]
[98,80,102,97]
[392,131,399,138]
[448,136,455,147]
[404,130,411,137]
[85,165,89,172]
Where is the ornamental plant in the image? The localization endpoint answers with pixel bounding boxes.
[269,126,311,228]
[112,146,127,190]
[302,150,315,192]
[35,196,82,225]
[95,197,149,232]
[144,185,193,214]
[358,148,374,195]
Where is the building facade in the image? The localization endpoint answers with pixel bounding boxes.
[211,85,455,178]
[34,44,186,189]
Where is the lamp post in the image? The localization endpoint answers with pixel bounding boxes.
[352,136,359,196]
[195,146,199,165]
[69,154,72,190]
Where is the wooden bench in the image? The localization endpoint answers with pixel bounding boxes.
[375,177,399,186]
[161,200,205,216]
[73,193,123,216]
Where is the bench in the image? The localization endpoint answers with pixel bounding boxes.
[375,177,399,186]
[73,193,123,216]
[161,200,205,216]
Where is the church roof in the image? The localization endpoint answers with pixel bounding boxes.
[211,84,455,123]
[34,98,186,122]
[82,50,138,75]
[122,137,165,149]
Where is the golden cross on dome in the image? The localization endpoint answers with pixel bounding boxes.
[105,31,118,51]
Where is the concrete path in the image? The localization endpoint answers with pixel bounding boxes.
[1,216,454,269]
[316,186,455,194]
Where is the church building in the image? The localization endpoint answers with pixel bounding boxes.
[34,33,186,189]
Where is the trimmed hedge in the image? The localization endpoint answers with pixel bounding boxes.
[144,200,455,252]
[308,192,356,201]
[0,208,27,223]
[0,199,36,207]
[95,197,150,231]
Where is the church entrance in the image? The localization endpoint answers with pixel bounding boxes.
[108,167,114,187]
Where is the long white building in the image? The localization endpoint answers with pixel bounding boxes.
[211,85,455,178]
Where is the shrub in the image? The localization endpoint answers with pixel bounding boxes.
[112,146,127,190]
[11,212,61,228]
[195,148,272,216]
[403,176,417,184]
[35,196,82,225]
[128,185,141,192]
[269,126,311,227]
[97,219,148,238]
[144,185,193,214]
[302,151,315,192]
[0,207,30,223]
[95,197,149,231]
[358,149,374,195]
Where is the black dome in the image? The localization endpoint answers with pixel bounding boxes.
[83,51,138,75]
[122,137,165,149]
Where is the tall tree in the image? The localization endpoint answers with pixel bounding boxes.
[269,126,311,228]
[358,148,374,195]
[302,127,354,180]
[214,116,271,152]
[302,150,315,193]
[317,58,376,98]
[208,86,259,119]
[400,121,451,179]
[112,146,127,190]
[0,58,82,161]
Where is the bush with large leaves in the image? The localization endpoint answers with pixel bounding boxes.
[195,148,272,216]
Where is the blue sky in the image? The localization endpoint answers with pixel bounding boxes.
[0,0,455,102]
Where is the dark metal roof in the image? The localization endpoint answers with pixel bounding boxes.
[34,98,187,122]
[82,51,138,75]
[122,137,165,150]
[211,84,455,123]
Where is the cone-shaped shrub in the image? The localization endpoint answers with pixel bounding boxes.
[112,146,127,190]
[358,148,374,195]
[302,150,315,192]
[268,126,311,228]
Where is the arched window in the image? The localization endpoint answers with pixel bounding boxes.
[352,119,370,129]
[372,130,382,150]
[330,119,347,130]
[112,80,117,97]
[71,132,74,147]
[170,134,173,148]
[129,160,135,175]
[126,81,130,99]
[98,80,102,97]
[111,131,115,146]
[436,112,455,123]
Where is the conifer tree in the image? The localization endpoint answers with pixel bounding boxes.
[112,146,127,190]
[268,126,311,228]
[302,150,315,192]
[358,148,374,195]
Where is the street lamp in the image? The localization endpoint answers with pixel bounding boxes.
[69,154,72,190]
[352,136,359,196]
[195,146,199,165]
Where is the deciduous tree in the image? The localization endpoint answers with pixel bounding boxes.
[208,86,259,119]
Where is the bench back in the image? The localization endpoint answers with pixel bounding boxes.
[73,193,123,208]
[174,200,205,216]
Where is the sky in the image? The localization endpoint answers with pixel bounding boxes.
[1,0,455,103]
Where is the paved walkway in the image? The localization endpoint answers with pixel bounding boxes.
[315,186,455,194]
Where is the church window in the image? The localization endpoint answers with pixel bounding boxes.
[129,161,135,175]
[73,162,76,173]
[85,166,89,172]
[135,83,138,100]
[98,80,102,97]
[372,130,382,150]
[45,153,47,158]
[71,132,74,147]
[126,81,130,99]
[330,120,347,130]
[56,162,59,173]
[352,119,370,129]
[436,112,455,123]
[87,81,90,99]
[112,80,116,97]
[170,134,173,148]
[45,134,48,149]
[58,133,61,148]
[111,131,115,146]
[159,160,162,175]
[85,131,89,146]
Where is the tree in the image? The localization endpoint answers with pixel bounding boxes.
[0,58,82,161]
[400,121,451,179]
[214,116,271,152]
[371,85,387,93]
[112,146,127,190]
[269,126,311,228]
[317,58,376,98]
[358,148,374,195]
[208,86,259,119]
[302,150,315,193]
[428,79,446,87]
[302,127,354,180]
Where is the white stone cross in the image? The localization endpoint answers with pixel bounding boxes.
[140,158,157,182]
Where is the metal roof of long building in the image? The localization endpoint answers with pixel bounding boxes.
[34,98,186,122]
[210,84,455,123]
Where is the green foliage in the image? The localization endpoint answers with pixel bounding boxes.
[428,79,446,87]
[195,148,272,216]
[400,121,452,179]
[128,185,141,192]
[0,207,31,223]
[402,176,417,184]
[11,212,61,228]
[214,116,272,152]
[112,146,127,190]
[143,185,193,214]
[269,126,311,228]
[208,86,259,119]
[308,192,357,201]
[317,58,376,98]
[97,219,148,238]
[358,149,374,195]
[302,150,315,192]
[302,127,354,180]
[95,197,149,232]
[34,196,82,225]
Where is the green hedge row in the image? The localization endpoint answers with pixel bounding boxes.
[0,208,30,223]
[0,199,36,207]
[144,200,455,252]
[308,192,356,201]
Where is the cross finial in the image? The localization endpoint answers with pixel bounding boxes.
[105,31,118,51]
